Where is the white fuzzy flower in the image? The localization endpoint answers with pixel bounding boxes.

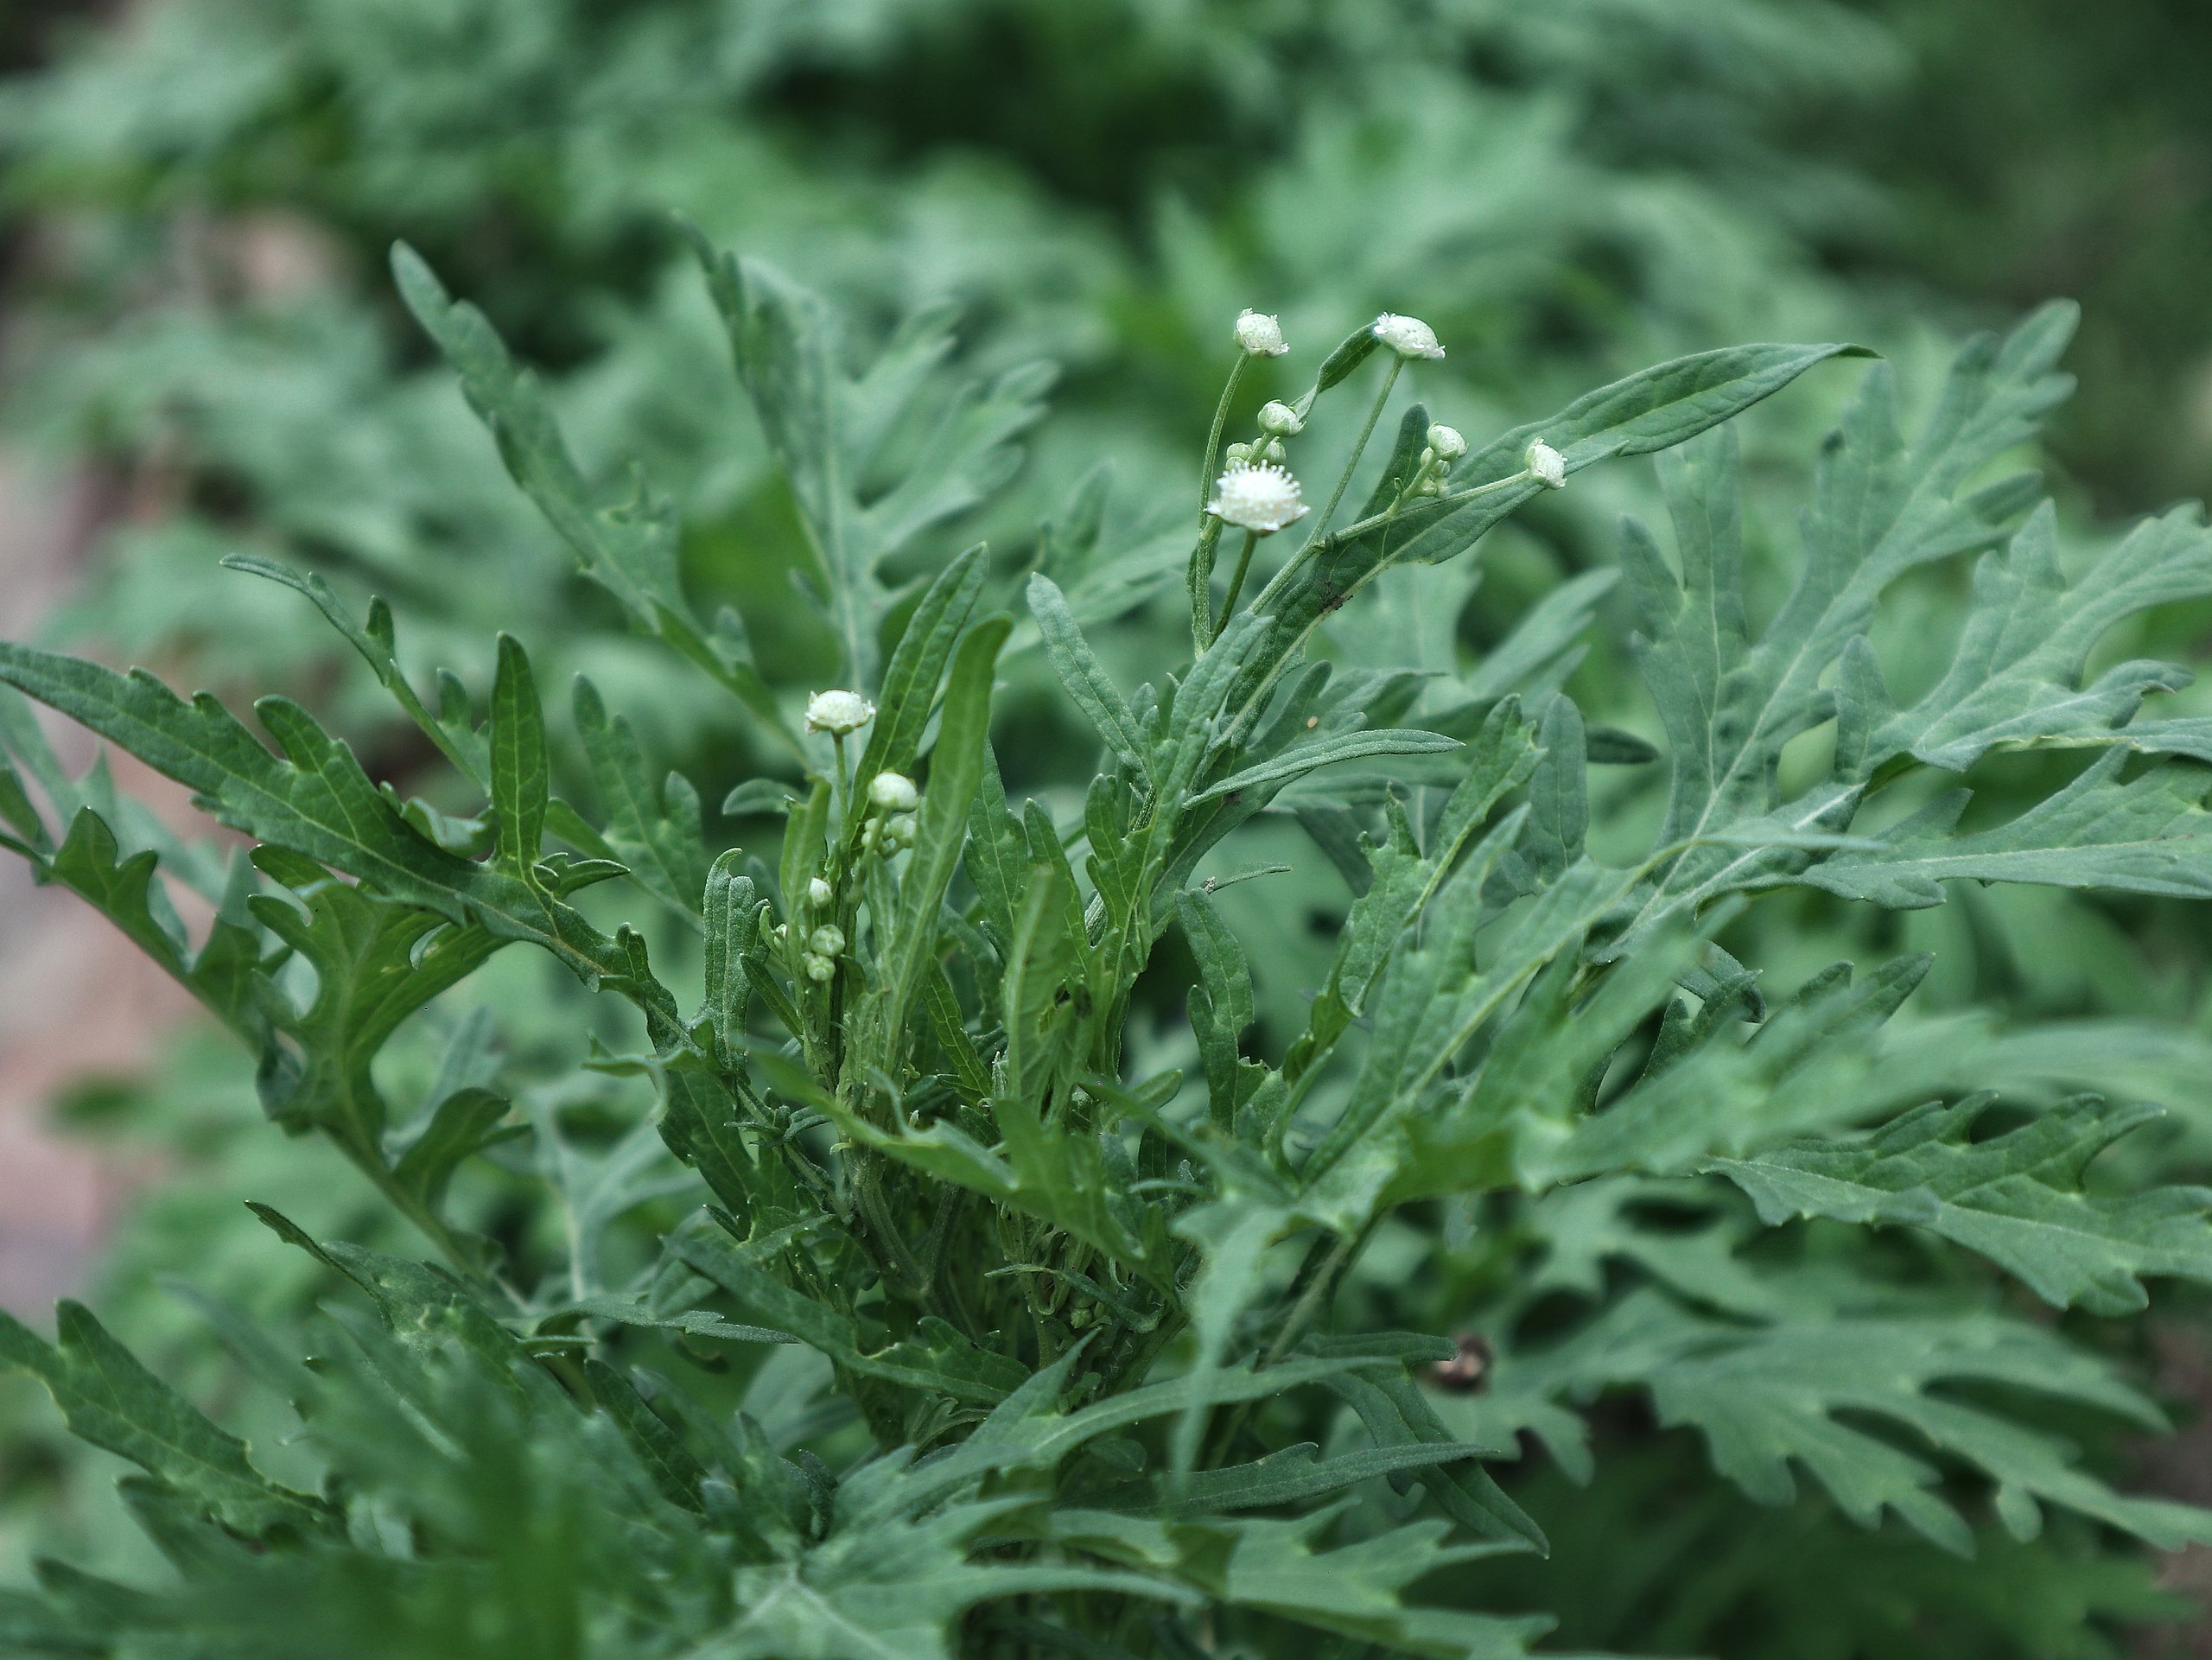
[1526,439,1567,490]
[1235,309,1288,357]
[804,689,874,735]
[806,876,833,908]
[1207,462,1309,535]
[869,771,919,811]
[1256,400,1303,437]
[1427,423,1467,461]
[1372,313,1444,359]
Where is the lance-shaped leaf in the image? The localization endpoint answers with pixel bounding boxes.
[1710,1094,2212,1315]
[849,544,988,820]
[849,616,1012,1084]
[1192,728,1459,805]
[1028,571,1152,785]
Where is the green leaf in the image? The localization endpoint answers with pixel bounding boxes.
[673,1229,1025,1406]
[573,675,709,923]
[1193,728,1459,804]
[1796,752,2212,908]
[0,640,676,1018]
[851,544,988,814]
[1046,1509,1546,1659]
[1508,1289,2212,1554]
[390,1085,514,1213]
[1710,1094,2212,1315]
[489,633,549,875]
[219,552,490,787]
[687,229,1051,686]
[704,851,763,1072]
[1602,309,2092,947]
[850,616,1012,1082]
[1866,502,2212,772]
[1028,572,1152,785]
[247,848,504,1162]
[391,243,796,754]
[0,1301,325,1538]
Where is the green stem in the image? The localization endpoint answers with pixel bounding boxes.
[1211,530,1262,642]
[1197,355,1249,524]
[1186,354,1255,649]
[1306,356,1399,549]
[1253,356,1402,614]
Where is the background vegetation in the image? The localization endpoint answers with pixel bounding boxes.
[0,2,2209,1654]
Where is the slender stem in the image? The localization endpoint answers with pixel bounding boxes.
[1187,355,1249,650]
[1197,355,1249,523]
[1211,529,1262,642]
[1252,356,1402,614]
[1305,356,1400,550]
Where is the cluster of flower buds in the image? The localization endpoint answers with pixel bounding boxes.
[860,769,920,855]
[801,923,845,983]
[1404,422,1467,498]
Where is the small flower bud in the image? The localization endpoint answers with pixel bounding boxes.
[1207,461,1310,536]
[806,876,833,908]
[809,925,846,956]
[803,951,835,983]
[1262,438,1287,464]
[869,772,919,811]
[1526,439,1567,490]
[861,820,880,851]
[1234,309,1288,357]
[886,812,918,849]
[1224,441,1254,466]
[1372,313,1444,360]
[772,922,788,943]
[1427,423,1466,461]
[804,689,874,735]
[1256,400,1303,437]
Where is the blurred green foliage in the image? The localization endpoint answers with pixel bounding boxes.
[1,1,2209,1655]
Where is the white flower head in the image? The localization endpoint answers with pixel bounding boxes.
[1372,313,1444,360]
[1256,400,1303,437]
[1526,438,1567,490]
[804,689,874,735]
[1235,309,1288,357]
[1427,423,1467,461]
[869,771,919,811]
[1208,461,1309,535]
[806,876,833,908]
